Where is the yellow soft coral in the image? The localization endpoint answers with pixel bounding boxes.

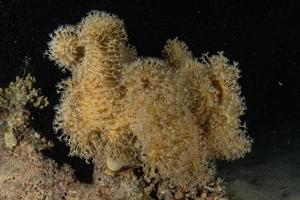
[122,58,214,186]
[47,11,136,161]
[47,11,252,188]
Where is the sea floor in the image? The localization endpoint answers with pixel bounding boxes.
[219,130,300,200]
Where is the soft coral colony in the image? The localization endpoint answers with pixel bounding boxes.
[47,10,252,189]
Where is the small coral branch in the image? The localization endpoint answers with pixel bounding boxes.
[47,11,137,162]
[0,74,48,150]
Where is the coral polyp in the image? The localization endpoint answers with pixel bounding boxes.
[47,10,252,189]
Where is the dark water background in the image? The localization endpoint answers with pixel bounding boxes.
[0,0,299,183]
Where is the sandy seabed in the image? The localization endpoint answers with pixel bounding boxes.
[219,130,300,200]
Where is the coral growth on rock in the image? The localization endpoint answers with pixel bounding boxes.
[0,74,48,150]
[0,131,228,200]
[0,134,84,200]
[47,10,252,193]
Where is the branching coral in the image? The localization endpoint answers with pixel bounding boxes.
[47,10,252,190]
[0,74,48,150]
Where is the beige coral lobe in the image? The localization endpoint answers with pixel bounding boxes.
[47,10,252,189]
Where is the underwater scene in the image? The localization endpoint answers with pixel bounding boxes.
[0,1,299,199]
